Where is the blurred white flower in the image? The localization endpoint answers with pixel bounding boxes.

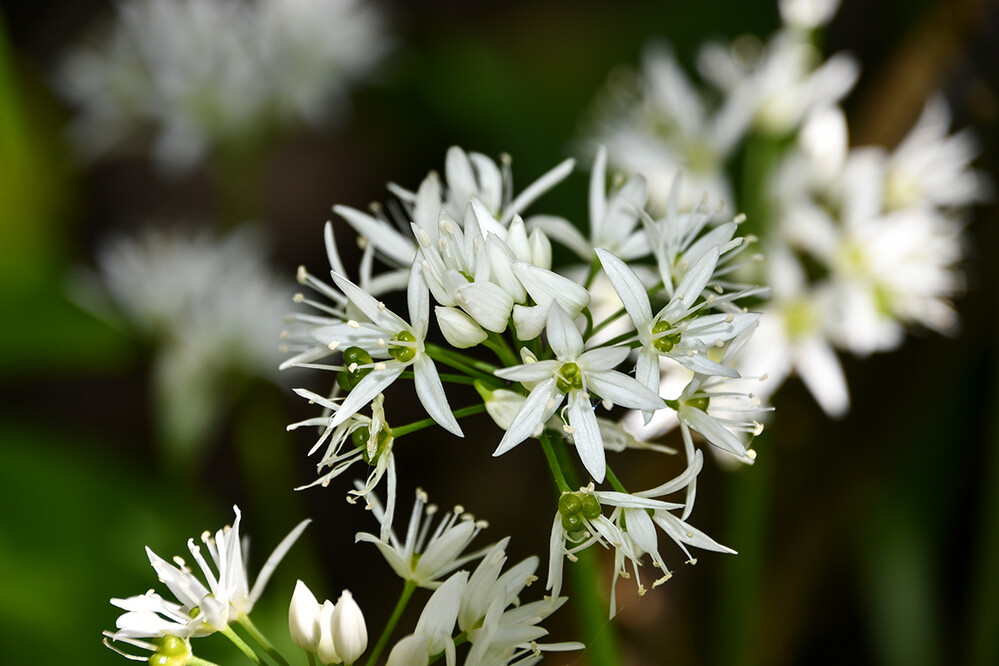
[55,0,390,172]
[584,44,735,213]
[78,226,293,458]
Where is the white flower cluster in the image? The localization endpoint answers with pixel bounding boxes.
[284,146,770,615]
[78,226,294,455]
[104,506,309,662]
[55,0,390,171]
[585,0,986,419]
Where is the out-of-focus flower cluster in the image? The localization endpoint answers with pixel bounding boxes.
[283,145,770,616]
[77,226,294,456]
[585,0,987,421]
[55,0,391,172]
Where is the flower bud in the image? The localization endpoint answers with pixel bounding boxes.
[331,590,367,665]
[316,600,341,665]
[435,306,487,348]
[289,580,321,651]
[455,281,514,333]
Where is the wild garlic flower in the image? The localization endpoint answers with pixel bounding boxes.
[595,246,760,399]
[55,0,390,172]
[530,145,648,261]
[80,226,293,457]
[308,264,464,436]
[108,507,309,644]
[332,147,573,295]
[493,306,665,482]
[357,486,489,588]
[582,43,736,213]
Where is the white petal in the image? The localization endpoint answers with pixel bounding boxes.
[502,157,576,225]
[586,370,664,411]
[546,305,584,359]
[413,354,463,436]
[662,247,719,322]
[334,205,416,266]
[568,390,606,482]
[595,248,653,331]
[328,365,405,429]
[331,273,406,332]
[528,215,594,261]
[494,379,562,456]
[407,263,430,340]
[494,359,561,383]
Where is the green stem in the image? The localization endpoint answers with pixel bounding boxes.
[483,331,519,368]
[366,580,417,666]
[307,652,317,666]
[392,403,487,438]
[590,329,640,349]
[425,343,498,380]
[236,615,292,666]
[540,429,572,493]
[588,306,627,338]
[604,465,628,494]
[583,258,601,290]
[221,625,263,665]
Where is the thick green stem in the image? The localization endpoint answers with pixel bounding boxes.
[236,615,292,666]
[392,403,487,438]
[307,652,317,666]
[221,625,263,665]
[366,580,417,666]
[540,429,571,493]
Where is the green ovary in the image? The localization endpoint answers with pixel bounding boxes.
[389,330,418,363]
[558,491,602,536]
[651,320,681,353]
[556,362,584,393]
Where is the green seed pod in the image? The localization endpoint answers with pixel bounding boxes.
[556,362,584,393]
[389,330,418,363]
[687,396,710,412]
[651,320,682,353]
[337,346,374,390]
[581,493,601,520]
[558,492,583,517]
[561,512,583,533]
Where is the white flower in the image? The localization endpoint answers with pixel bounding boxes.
[109,507,309,642]
[317,600,340,665]
[883,95,988,211]
[330,590,368,665]
[333,148,573,292]
[583,43,736,213]
[601,451,734,614]
[779,0,842,30]
[530,145,648,261]
[307,264,463,437]
[460,540,583,666]
[76,226,293,456]
[595,246,760,405]
[356,487,489,588]
[55,0,390,171]
[289,580,322,652]
[699,29,858,142]
[494,306,664,482]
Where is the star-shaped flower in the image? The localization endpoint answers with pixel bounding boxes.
[493,306,664,482]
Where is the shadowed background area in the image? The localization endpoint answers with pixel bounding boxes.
[1,0,997,664]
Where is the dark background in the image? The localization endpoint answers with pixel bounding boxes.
[1,0,997,664]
